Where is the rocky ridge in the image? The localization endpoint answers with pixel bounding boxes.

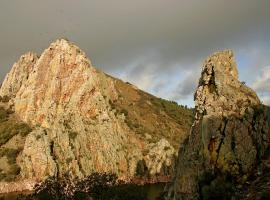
[0,39,193,193]
[167,50,270,199]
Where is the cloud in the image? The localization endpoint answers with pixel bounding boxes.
[252,67,270,105]
[252,67,270,93]
[0,0,270,106]
[172,69,201,100]
[261,96,270,105]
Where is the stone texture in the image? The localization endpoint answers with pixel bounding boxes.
[144,139,175,176]
[167,50,270,199]
[0,180,36,194]
[19,128,57,181]
[0,52,38,98]
[0,39,181,188]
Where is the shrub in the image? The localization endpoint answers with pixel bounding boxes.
[260,191,270,200]
[164,146,170,151]
[63,120,72,130]
[150,97,194,127]
[18,123,32,137]
[0,106,31,145]
[0,95,10,103]
[66,158,73,164]
[0,107,8,122]
[36,135,42,140]
[125,119,134,129]
[1,148,21,165]
[133,123,140,129]
[31,173,118,199]
[9,165,20,175]
[135,160,148,177]
[121,109,128,116]
[199,173,236,200]
[0,172,6,181]
[0,148,22,182]
[69,131,78,140]
[0,121,31,145]
[22,173,164,200]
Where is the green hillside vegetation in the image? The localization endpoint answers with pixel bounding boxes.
[0,99,32,182]
[111,78,194,149]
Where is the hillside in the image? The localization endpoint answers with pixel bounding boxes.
[0,39,193,193]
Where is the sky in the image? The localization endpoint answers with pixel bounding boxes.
[0,0,269,107]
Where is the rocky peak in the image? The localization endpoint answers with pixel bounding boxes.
[0,40,191,188]
[3,39,126,179]
[195,50,260,118]
[0,52,38,98]
[167,50,270,199]
[11,39,116,126]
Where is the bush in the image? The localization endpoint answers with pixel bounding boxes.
[18,123,32,137]
[121,109,128,116]
[150,97,194,127]
[0,172,6,181]
[0,148,21,161]
[31,173,118,199]
[260,191,270,200]
[9,165,20,175]
[135,160,148,177]
[0,148,21,164]
[0,106,31,145]
[199,173,236,200]
[0,107,8,122]
[20,173,166,200]
[69,131,78,140]
[0,95,10,103]
[0,148,22,182]
[0,121,31,146]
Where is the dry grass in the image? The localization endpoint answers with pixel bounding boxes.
[111,78,194,149]
[0,105,32,182]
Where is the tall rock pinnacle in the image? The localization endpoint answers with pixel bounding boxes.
[167,50,270,199]
[0,39,191,189]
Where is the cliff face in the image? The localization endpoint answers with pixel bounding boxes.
[0,52,38,98]
[167,50,270,199]
[0,39,193,191]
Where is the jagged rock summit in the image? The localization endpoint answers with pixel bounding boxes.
[0,39,194,193]
[0,52,39,98]
[167,50,270,199]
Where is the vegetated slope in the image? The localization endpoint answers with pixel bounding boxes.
[166,50,270,200]
[0,39,193,193]
[111,78,193,149]
[0,97,32,182]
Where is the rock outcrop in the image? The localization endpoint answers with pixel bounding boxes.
[0,52,38,98]
[0,39,193,191]
[167,50,270,199]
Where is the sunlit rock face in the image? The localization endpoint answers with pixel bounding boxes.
[167,50,270,199]
[0,52,38,98]
[0,39,184,185]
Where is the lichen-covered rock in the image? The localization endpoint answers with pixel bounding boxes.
[167,50,270,199]
[0,52,38,98]
[19,128,57,180]
[4,39,144,181]
[144,139,175,176]
[0,39,192,190]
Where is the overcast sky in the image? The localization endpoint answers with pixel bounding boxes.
[0,0,269,106]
